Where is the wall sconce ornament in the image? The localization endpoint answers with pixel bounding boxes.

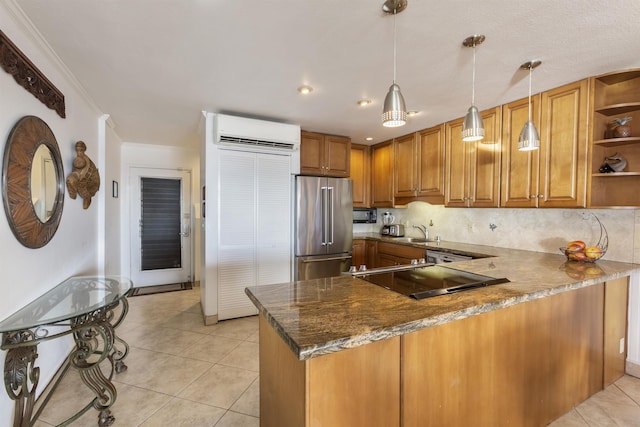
[66,141,100,209]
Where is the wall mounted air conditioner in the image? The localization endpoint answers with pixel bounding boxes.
[213,113,300,152]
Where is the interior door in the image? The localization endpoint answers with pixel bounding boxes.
[130,167,192,287]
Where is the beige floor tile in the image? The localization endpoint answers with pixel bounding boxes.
[158,311,212,334]
[129,326,208,356]
[245,329,259,343]
[32,421,54,427]
[214,411,259,427]
[218,341,259,372]
[206,317,259,340]
[230,377,260,417]
[39,368,171,427]
[139,397,226,427]
[182,334,244,363]
[178,364,257,409]
[616,374,640,404]
[115,347,213,395]
[548,409,589,426]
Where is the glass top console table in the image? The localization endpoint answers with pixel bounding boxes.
[0,276,132,427]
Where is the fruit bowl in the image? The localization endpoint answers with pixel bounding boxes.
[560,246,605,263]
[559,215,608,263]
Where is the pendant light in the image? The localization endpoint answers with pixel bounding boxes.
[381,0,408,127]
[518,60,542,151]
[462,35,485,141]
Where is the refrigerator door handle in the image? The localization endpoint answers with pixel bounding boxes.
[321,186,327,246]
[327,186,334,246]
[301,255,352,263]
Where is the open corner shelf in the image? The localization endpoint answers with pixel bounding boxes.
[594,102,640,116]
[593,137,640,147]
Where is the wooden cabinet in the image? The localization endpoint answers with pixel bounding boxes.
[393,125,446,205]
[589,69,640,207]
[350,144,371,207]
[300,131,351,177]
[352,239,366,268]
[260,315,401,427]
[538,80,589,208]
[604,277,629,386]
[365,240,377,269]
[445,107,502,207]
[376,242,426,267]
[501,95,541,207]
[371,140,394,207]
[402,283,605,427]
[501,80,589,208]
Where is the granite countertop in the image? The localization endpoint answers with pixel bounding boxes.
[245,237,639,361]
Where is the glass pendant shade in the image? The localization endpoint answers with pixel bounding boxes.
[518,120,540,151]
[462,105,484,141]
[382,83,407,127]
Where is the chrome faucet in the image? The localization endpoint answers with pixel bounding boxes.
[413,224,429,240]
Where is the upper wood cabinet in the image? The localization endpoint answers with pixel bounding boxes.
[589,69,640,207]
[300,131,351,177]
[350,144,371,208]
[445,107,502,207]
[539,79,589,208]
[393,125,446,205]
[501,80,590,208]
[501,95,542,207]
[371,140,394,207]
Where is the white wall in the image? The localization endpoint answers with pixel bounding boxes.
[120,143,200,282]
[0,3,107,424]
[104,120,122,274]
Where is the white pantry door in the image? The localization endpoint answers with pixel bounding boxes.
[130,167,192,287]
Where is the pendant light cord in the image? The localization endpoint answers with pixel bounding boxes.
[528,65,533,121]
[471,44,476,106]
[393,9,397,84]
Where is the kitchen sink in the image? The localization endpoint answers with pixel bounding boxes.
[406,237,429,243]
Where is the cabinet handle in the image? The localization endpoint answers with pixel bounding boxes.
[530,195,536,199]
[538,194,544,198]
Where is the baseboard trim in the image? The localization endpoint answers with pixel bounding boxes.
[626,361,640,379]
[204,314,218,325]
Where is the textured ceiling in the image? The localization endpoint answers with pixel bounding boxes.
[12,0,640,147]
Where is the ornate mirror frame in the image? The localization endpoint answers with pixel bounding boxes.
[2,116,65,248]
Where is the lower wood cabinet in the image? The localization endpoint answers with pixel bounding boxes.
[352,239,366,268]
[259,277,629,427]
[376,242,426,267]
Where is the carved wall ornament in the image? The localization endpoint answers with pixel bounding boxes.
[66,141,100,209]
[0,30,66,118]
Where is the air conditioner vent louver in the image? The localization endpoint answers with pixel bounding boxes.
[219,135,296,150]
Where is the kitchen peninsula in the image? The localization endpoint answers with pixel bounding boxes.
[245,243,638,427]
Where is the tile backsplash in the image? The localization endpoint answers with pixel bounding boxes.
[354,202,640,264]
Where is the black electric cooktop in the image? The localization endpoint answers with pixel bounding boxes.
[355,264,509,300]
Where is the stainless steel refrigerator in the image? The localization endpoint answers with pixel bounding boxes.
[295,176,353,280]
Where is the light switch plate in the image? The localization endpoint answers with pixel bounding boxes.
[620,337,625,354]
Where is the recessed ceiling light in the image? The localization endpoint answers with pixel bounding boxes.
[358,99,372,107]
[297,85,313,95]
[407,110,419,116]
[365,137,373,141]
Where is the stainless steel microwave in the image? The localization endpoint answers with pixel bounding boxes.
[353,208,377,224]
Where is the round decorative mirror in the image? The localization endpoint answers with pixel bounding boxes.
[2,116,64,248]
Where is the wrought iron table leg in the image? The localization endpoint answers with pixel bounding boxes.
[2,331,39,427]
[71,314,118,427]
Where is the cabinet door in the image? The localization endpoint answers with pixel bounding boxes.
[445,118,471,207]
[538,79,589,208]
[300,131,325,175]
[417,124,445,203]
[501,95,541,207]
[352,239,366,269]
[394,133,418,198]
[371,140,394,207]
[351,144,371,208]
[365,240,377,269]
[469,107,501,208]
[325,135,351,177]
